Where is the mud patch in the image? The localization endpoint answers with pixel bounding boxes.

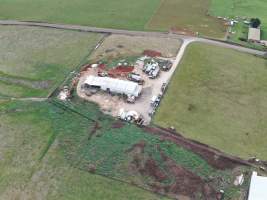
[111,121,125,129]
[144,126,250,170]
[126,141,219,199]
[0,76,52,89]
[88,121,101,140]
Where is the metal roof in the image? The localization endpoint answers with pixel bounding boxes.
[84,75,142,97]
[248,28,261,41]
[248,172,267,200]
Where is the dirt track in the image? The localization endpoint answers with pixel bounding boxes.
[144,126,252,169]
[0,20,265,57]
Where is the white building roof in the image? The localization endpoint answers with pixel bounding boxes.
[248,172,267,200]
[248,28,261,41]
[84,75,142,97]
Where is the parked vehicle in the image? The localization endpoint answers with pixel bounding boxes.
[118,109,144,125]
[150,94,162,108]
[158,60,172,71]
[127,73,144,85]
[161,83,167,93]
[143,60,160,79]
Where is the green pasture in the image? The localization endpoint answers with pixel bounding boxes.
[146,0,226,38]
[0,97,250,199]
[0,0,161,30]
[0,26,103,98]
[0,100,165,200]
[154,43,267,160]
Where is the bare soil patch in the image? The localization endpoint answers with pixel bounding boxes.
[89,34,181,61]
[111,121,125,129]
[144,126,250,170]
[126,140,220,199]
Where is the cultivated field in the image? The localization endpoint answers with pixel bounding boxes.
[146,0,226,38]
[210,0,267,39]
[0,0,161,30]
[154,43,267,160]
[0,97,251,199]
[0,100,165,200]
[0,26,103,98]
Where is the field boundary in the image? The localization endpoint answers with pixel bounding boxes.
[144,0,166,30]
[145,126,254,167]
[46,34,108,98]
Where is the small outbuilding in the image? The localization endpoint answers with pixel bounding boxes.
[84,75,142,97]
[248,28,261,42]
[248,171,267,200]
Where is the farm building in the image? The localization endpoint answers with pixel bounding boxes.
[248,28,261,42]
[84,75,142,97]
[247,172,267,200]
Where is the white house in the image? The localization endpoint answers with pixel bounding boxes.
[84,75,142,97]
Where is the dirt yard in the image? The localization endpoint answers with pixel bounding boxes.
[76,34,182,124]
[77,56,177,124]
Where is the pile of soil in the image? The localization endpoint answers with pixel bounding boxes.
[143,50,162,57]
[108,66,134,77]
[111,121,125,129]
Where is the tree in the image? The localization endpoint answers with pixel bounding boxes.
[250,18,261,28]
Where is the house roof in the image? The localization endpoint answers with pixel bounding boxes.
[84,75,141,97]
[248,28,261,41]
[248,172,267,200]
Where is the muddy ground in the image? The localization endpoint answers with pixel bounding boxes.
[144,126,251,170]
[127,140,221,200]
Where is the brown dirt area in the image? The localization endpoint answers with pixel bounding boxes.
[144,126,251,170]
[89,34,181,61]
[126,140,220,200]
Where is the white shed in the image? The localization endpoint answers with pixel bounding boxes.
[248,28,261,42]
[248,171,267,200]
[84,75,142,97]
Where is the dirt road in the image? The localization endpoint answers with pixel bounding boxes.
[0,20,265,56]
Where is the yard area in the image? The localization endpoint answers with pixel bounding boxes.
[154,43,267,160]
[0,26,103,98]
[210,0,267,40]
[146,0,226,38]
[77,34,182,124]
[0,0,161,30]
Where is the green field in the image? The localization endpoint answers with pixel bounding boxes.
[0,26,103,98]
[0,0,161,30]
[0,97,250,199]
[210,0,267,39]
[146,0,226,38]
[0,100,166,200]
[154,43,267,160]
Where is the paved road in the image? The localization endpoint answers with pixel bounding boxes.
[0,20,265,56]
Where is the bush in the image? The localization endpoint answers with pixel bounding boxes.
[250,18,261,28]
[238,37,247,42]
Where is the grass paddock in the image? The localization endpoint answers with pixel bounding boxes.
[154,43,267,160]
